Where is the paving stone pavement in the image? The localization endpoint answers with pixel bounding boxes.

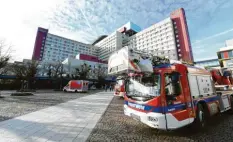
[87,96,233,142]
[0,91,113,142]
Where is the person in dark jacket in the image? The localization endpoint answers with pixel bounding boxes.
[105,84,108,92]
[109,84,112,91]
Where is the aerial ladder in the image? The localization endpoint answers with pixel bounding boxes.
[207,68,233,91]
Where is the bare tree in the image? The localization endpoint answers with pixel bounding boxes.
[39,61,66,90]
[46,61,64,78]
[41,61,65,78]
[73,63,91,80]
[0,40,12,75]
[88,64,108,88]
[11,60,39,90]
[93,65,107,80]
[41,63,52,77]
[51,61,65,89]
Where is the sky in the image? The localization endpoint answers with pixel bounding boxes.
[0,0,233,62]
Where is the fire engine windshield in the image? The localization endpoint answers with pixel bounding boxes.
[126,74,160,97]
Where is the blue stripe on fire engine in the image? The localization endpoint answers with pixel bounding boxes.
[125,95,220,113]
[125,101,186,113]
[153,64,171,69]
[193,95,220,105]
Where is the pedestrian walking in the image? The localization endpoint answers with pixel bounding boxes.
[109,84,112,91]
[112,84,114,91]
[105,84,107,92]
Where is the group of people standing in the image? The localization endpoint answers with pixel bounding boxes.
[104,84,114,92]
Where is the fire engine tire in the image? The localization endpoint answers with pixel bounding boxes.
[64,89,67,92]
[75,90,78,93]
[194,104,207,129]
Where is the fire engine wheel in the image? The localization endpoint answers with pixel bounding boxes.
[64,89,67,92]
[195,104,207,129]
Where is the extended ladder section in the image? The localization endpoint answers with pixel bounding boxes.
[107,46,170,75]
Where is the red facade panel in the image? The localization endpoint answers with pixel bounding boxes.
[79,54,98,61]
[32,27,48,61]
[224,51,229,58]
[170,8,193,62]
[79,54,107,64]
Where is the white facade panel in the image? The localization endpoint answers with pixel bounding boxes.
[41,17,177,63]
[42,34,97,62]
[226,38,233,46]
[96,31,123,61]
[62,57,107,79]
[126,18,177,60]
[94,17,178,63]
[219,46,233,51]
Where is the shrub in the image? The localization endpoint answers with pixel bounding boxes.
[11,93,34,96]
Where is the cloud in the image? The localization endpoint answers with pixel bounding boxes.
[50,0,173,41]
[193,49,205,54]
[51,0,233,43]
[0,0,233,62]
[192,42,224,50]
[192,28,233,45]
[192,41,225,61]
[0,0,66,61]
[195,56,218,62]
[194,46,202,49]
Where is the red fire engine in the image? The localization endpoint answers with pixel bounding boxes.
[108,47,233,130]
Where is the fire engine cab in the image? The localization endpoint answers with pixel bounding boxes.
[108,46,233,130]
